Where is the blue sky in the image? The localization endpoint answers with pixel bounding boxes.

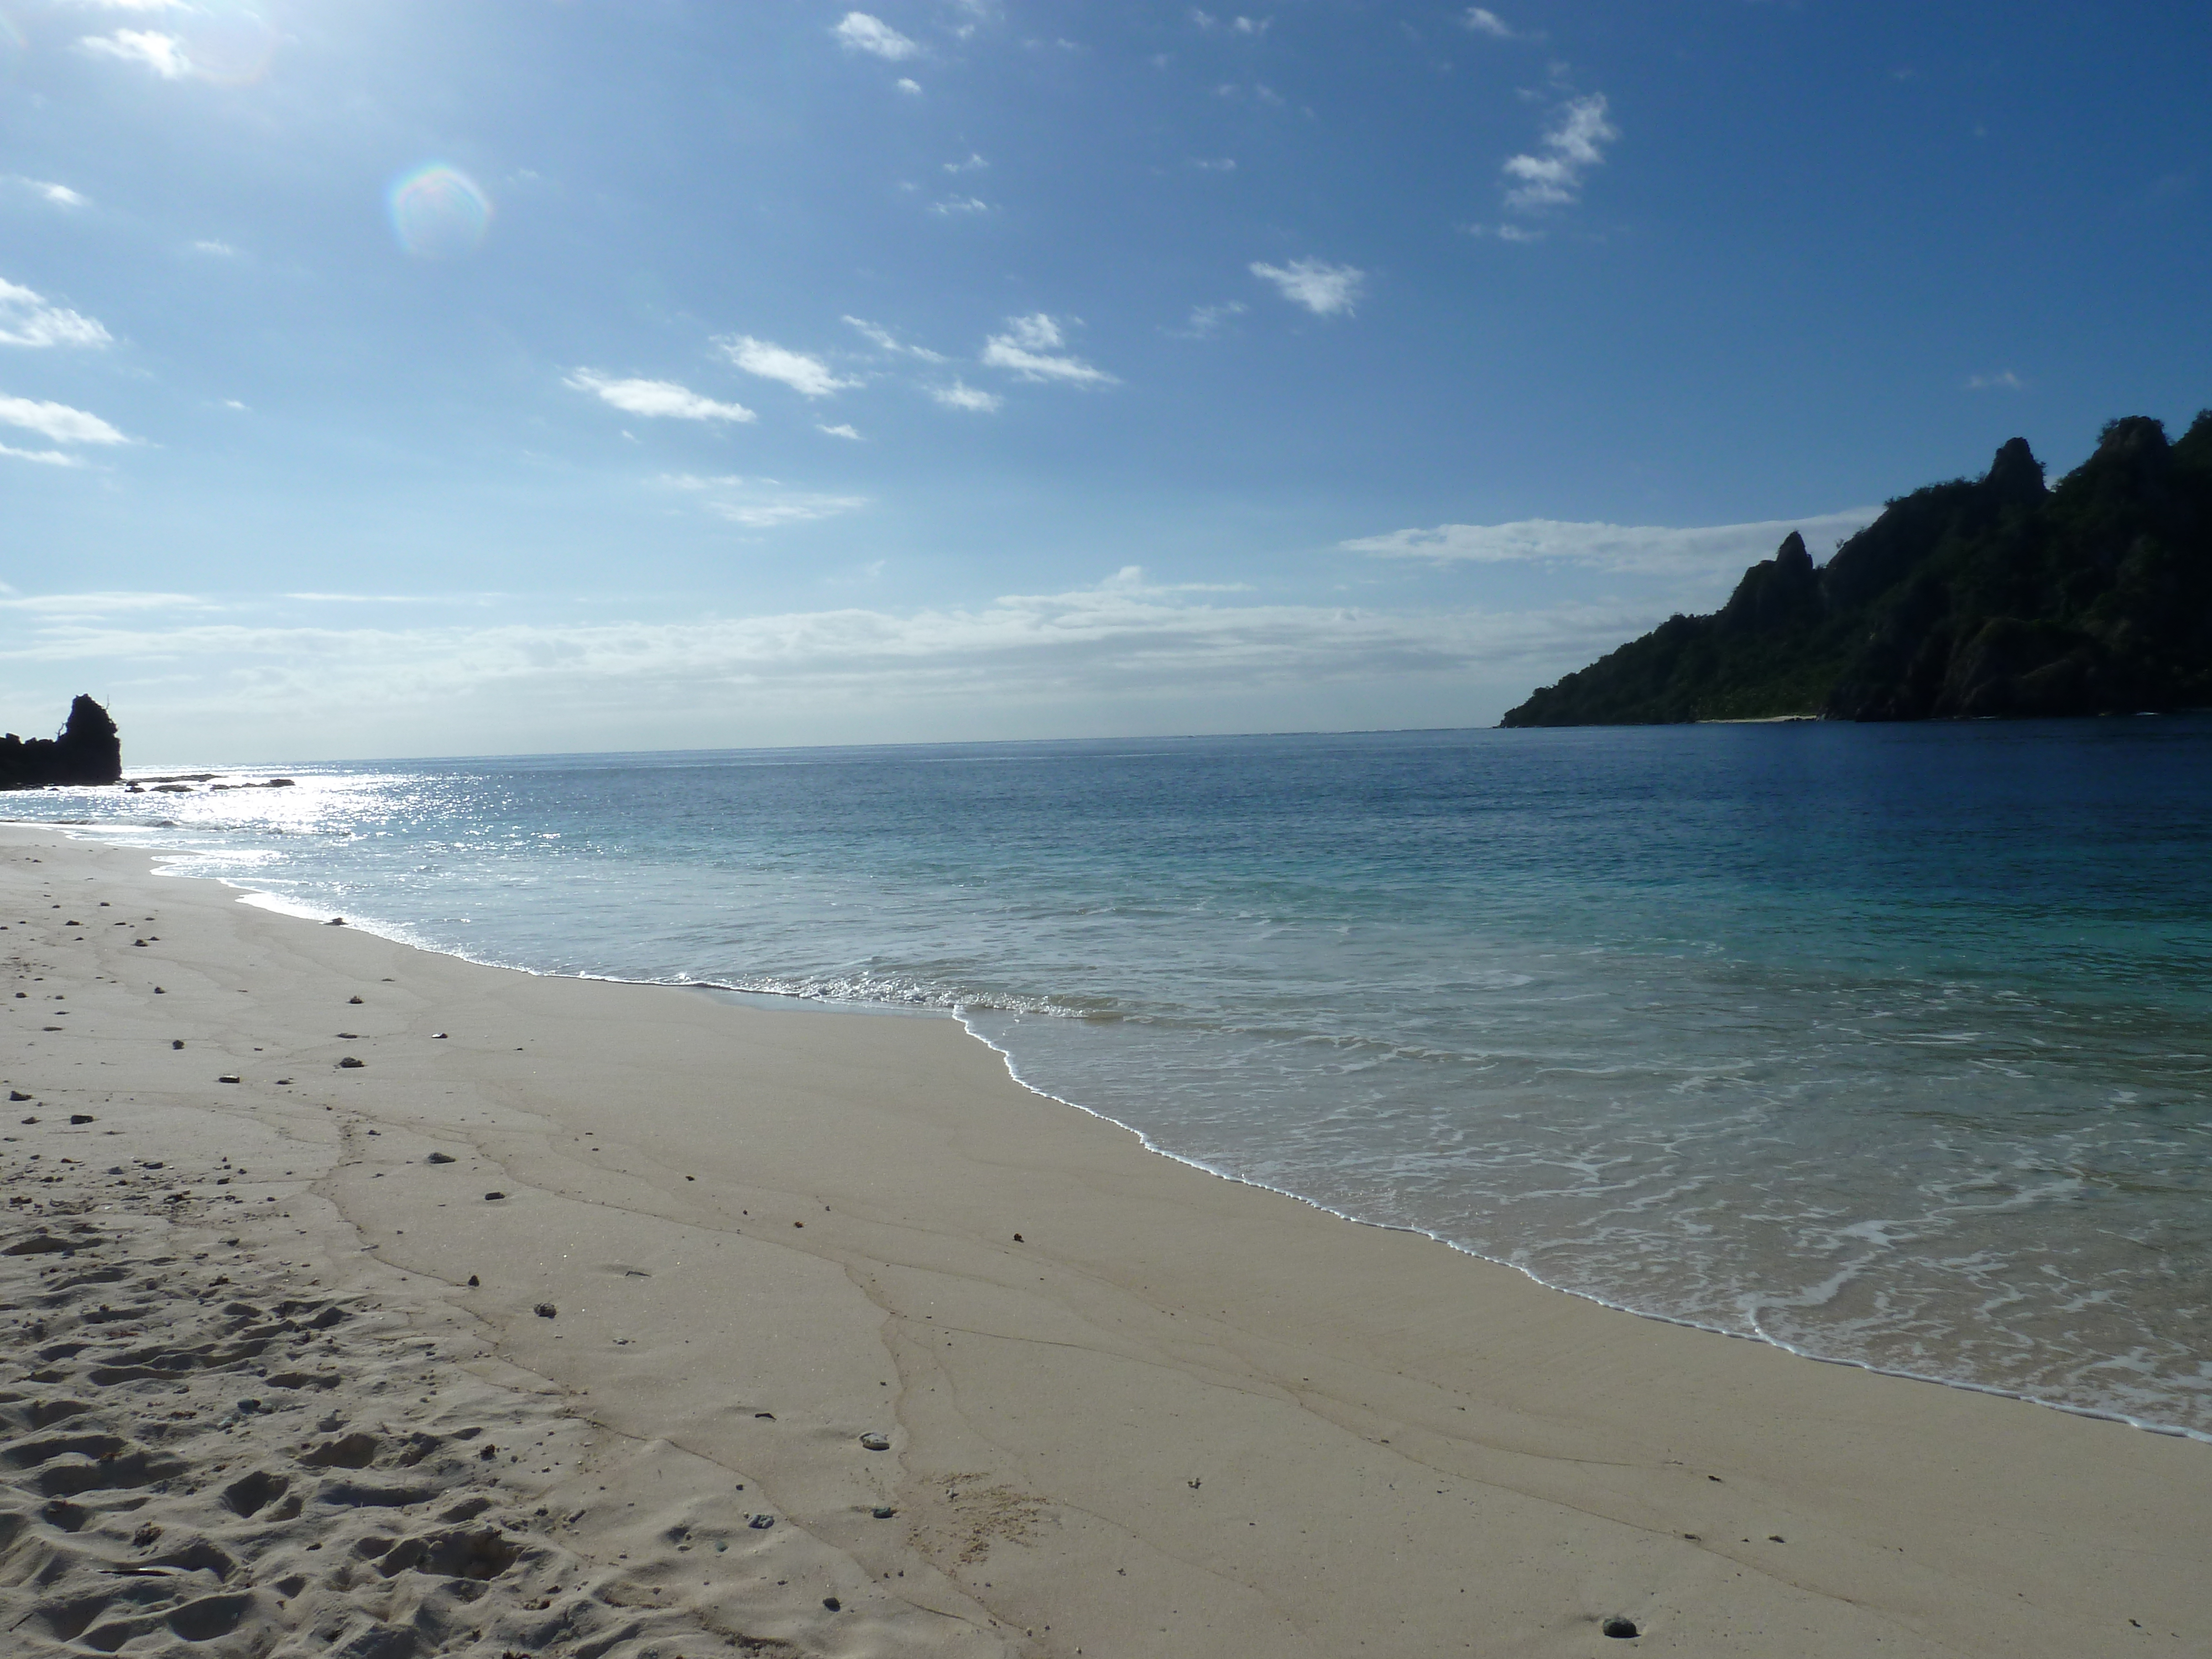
[2,0,2206,761]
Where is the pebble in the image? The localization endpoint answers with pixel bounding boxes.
[822,1597,842,1612]
[535,1303,557,1319]
[69,1113,95,1125]
[348,995,364,1004]
[426,1152,456,1165]
[748,1515,775,1530]
[484,1192,507,1202]
[338,1057,366,1070]
[871,1506,897,1520]
[1601,1616,1640,1639]
[859,1433,891,1451]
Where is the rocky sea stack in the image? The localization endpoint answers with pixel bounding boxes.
[0,695,122,788]
[1501,410,2212,725]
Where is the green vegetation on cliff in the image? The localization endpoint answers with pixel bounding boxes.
[1500,411,2212,726]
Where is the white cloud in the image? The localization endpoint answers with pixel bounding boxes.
[930,194,992,216]
[1173,300,1246,338]
[1465,221,1546,243]
[1503,93,1616,212]
[1192,10,1270,33]
[1342,509,1884,576]
[80,29,189,77]
[15,179,89,208]
[0,444,85,467]
[818,422,863,440]
[1463,8,1519,39]
[707,494,868,529]
[66,1,188,10]
[980,314,1117,384]
[1249,257,1365,316]
[896,77,922,94]
[944,153,988,174]
[0,590,203,615]
[192,239,238,257]
[1966,371,2026,392]
[714,335,857,398]
[0,279,113,349]
[834,12,920,60]
[565,371,755,423]
[843,315,948,363]
[931,379,1002,413]
[1191,156,1237,173]
[0,393,129,446]
[8,577,1634,732]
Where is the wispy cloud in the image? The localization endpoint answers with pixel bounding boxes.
[79,28,189,77]
[944,153,988,174]
[565,371,755,423]
[0,279,112,349]
[1503,93,1616,212]
[929,194,993,216]
[1249,258,1365,316]
[1173,300,1246,338]
[1966,371,2026,392]
[0,393,129,447]
[1192,11,1271,35]
[191,239,238,257]
[714,336,857,398]
[13,178,88,208]
[0,591,203,616]
[1343,509,1883,575]
[980,314,1117,384]
[1191,156,1237,173]
[896,77,922,94]
[0,444,86,468]
[7,577,1634,733]
[834,12,920,60]
[654,473,867,529]
[931,379,1003,413]
[818,422,863,440]
[843,315,948,363]
[1462,8,1521,40]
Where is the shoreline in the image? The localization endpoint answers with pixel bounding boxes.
[190,859,2212,1450]
[4,823,2208,1656]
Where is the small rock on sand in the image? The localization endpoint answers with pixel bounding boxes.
[348,995,363,1005]
[859,1433,891,1451]
[534,1303,557,1319]
[326,917,345,925]
[484,1192,507,1202]
[425,1152,456,1165]
[69,1113,96,1125]
[1602,1615,1640,1639]
[337,1057,365,1069]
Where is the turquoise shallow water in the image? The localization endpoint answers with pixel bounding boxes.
[17,718,2211,1434]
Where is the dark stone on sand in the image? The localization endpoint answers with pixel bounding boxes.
[8,1091,28,1102]
[872,1506,896,1519]
[326,917,345,926]
[748,1514,775,1529]
[218,1074,241,1084]
[69,1113,95,1124]
[1602,1616,1640,1639]
[171,1040,184,1050]
[467,1274,480,1286]
[338,1057,365,1069]
[859,1433,890,1451]
[483,1192,506,1202]
[348,995,363,1005]
[431,1031,448,1039]
[534,1303,557,1319]
[823,1597,842,1611]
[425,1151,456,1165]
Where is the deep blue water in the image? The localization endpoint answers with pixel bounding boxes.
[18,718,2212,1434]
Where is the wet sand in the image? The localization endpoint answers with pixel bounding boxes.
[2,822,2205,1657]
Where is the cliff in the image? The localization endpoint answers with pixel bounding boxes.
[1500,410,2212,725]
[0,695,123,788]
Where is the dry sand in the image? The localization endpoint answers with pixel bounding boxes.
[1,822,2204,1658]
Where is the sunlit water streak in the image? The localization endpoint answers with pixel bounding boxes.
[15,721,2211,1435]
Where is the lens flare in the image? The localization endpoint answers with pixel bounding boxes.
[388,164,493,259]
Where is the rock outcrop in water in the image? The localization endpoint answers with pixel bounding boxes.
[0,695,123,788]
[1500,410,2212,724]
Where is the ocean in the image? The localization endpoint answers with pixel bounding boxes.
[15,718,2210,1437]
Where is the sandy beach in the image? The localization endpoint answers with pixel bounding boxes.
[2,821,2205,1658]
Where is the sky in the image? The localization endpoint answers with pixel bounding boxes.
[2,0,2206,763]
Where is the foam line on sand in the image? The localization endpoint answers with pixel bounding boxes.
[1,823,2205,1657]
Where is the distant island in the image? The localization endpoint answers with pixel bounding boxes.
[1501,411,2212,725]
[0,695,123,789]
